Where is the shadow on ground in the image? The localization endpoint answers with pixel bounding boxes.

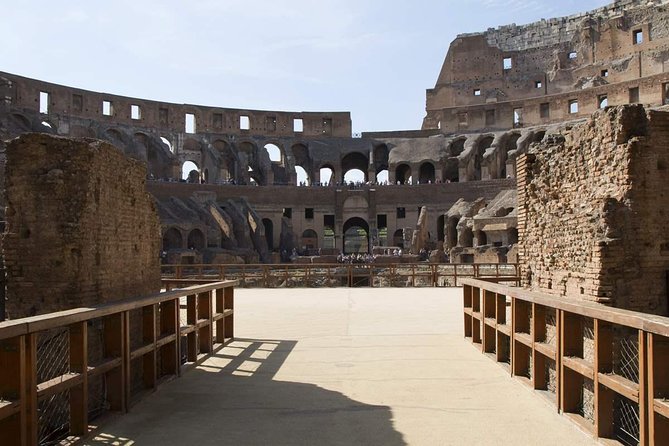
[87,338,406,446]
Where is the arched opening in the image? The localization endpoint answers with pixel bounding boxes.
[443,158,459,183]
[10,113,32,131]
[162,228,183,251]
[296,166,309,185]
[343,217,369,254]
[262,218,274,251]
[461,227,474,248]
[341,152,368,183]
[344,169,365,184]
[320,166,334,185]
[301,229,318,251]
[264,143,282,163]
[437,215,446,243]
[501,133,521,178]
[182,161,200,182]
[450,138,466,157]
[187,229,205,250]
[508,228,519,245]
[395,164,412,184]
[474,136,494,180]
[419,162,435,184]
[393,229,404,249]
[376,169,389,184]
[475,230,488,247]
[160,136,174,153]
[447,216,459,249]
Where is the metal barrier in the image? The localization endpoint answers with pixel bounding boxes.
[161,263,520,288]
[462,278,669,446]
[0,280,236,446]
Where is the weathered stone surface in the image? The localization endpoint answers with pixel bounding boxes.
[3,133,161,318]
[518,105,669,314]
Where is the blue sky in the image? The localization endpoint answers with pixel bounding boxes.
[2,0,610,133]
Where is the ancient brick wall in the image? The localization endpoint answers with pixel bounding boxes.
[518,105,669,314]
[3,133,161,318]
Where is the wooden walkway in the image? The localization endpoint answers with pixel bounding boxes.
[89,288,595,446]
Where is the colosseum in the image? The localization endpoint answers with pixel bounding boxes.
[2,0,668,271]
[2,1,669,445]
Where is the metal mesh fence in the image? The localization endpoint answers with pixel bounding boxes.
[36,329,70,446]
[614,327,639,384]
[583,318,595,364]
[545,309,557,346]
[580,378,595,424]
[614,394,640,446]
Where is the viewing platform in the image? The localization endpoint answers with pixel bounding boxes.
[87,288,594,445]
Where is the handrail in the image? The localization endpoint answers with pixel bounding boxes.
[461,278,669,445]
[0,280,237,445]
[162,263,521,288]
[461,278,669,337]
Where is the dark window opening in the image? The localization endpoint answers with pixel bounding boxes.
[283,208,292,219]
[397,207,406,219]
[305,208,314,219]
[213,113,223,129]
[629,87,640,104]
[377,214,387,228]
[485,109,495,126]
[72,94,83,113]
[266,116,277,131]
[324,215,335,228]
[540,103,550,119]
[535,80,542,89]
[513,108,523,128]
[601,69,609,77]
[633,29,643,45]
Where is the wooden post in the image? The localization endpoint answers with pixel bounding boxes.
[187,294,197,362]
[595,319,613,439]
[198,292,213,354]
[533,304,546,390]
[142,305,157,390]
[24,334,37,446]
[159,298,179,377]
[224,286,234,340]
[69,322,88,435]
[639,330,648,446]
[0,336,26,446]
[104,313,127,412]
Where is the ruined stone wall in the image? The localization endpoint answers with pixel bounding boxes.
[518,105,669,314]
[3,133,161,318]
[424,0,669,132]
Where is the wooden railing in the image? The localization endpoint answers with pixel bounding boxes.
[462,278,669,446]
[0,280,236,446]
[161,263,520,288]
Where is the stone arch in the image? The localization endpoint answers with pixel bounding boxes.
[460,226,473,248]
[9,113,32,131]
[393,229,404,248]
[162,228,183,251]
[474,136,494,180]
[446,216,459,249]
[373,143,389,171]
[501,132,521,178]
[450,138,466,157]
[320,163,335,186]
[437,215,446,243]
[264,143,284,165]
[262,218,274,251]
[395,163,412,184]
[213,139,237,183]
[182,160,200,182]
[475,230,487,246]
[419,161,436,184]
[301,229,318,251]
[341,152,368,183]
[187,228,206,250]
[343,217,369,254]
